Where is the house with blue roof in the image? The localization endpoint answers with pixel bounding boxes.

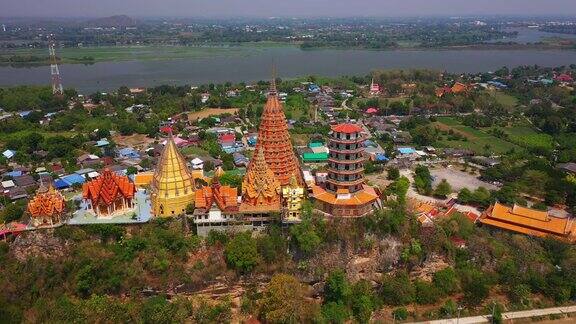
[60,173,86,186]
[233,153,249,167]
[117,147,141,159]
[397,147,416,155]
[247,135,257,147]
[6,170,23,178]
[54,178,70,190]
[308,84,321,93]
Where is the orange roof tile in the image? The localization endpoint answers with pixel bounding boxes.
[480,202,569,237]
[312,185,377,206]
[28,185,65,218]
[331,123,363,134]
[195,183,239,212]
[134,172,154,186]
[82,168,135,207]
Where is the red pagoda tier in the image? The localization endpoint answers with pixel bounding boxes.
[255,77,303,186]
[82,168,136,217]
[27,183,66,227]
[312,123,378,218]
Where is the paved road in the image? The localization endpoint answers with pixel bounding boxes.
[410,305,576,324]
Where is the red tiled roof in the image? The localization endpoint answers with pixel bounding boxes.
[219,133,236,143]
[28,186,65,218]
[195,183,239,212]
[82,168,135,206]
[331,123,363,134]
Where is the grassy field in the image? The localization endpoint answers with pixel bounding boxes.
[186,108,239,122]
[491,123,555,150]
[434,117,522,154]
[488,90,519,110]
[1,42,294,64]
[181,146,210,157]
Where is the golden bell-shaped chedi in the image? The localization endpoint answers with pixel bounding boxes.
[28,182,66,227]
[151,135,195,217]
[240,148,281,213]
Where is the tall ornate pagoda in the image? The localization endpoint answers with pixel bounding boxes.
[256,74,303,186]
[312,123,378,218]
[27,183,66,227]
[83,168,136,218]
[151,135,195,217]
[240,148,281,213]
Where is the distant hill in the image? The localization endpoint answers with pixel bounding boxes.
[85,15,136,27]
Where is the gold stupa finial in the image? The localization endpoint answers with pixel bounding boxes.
[289,174,299,188]
[214,166,225,180]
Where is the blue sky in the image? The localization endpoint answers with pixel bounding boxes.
[3,0,576,17]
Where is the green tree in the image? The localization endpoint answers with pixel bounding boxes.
[290,218,322,255]
[321,302,350,324]
[458,188,473,204]
[414,280,441,305]
[258,274,319,323]
[460,267,491,305]
[381,271,415,305]
[224,232,260,274]
[434,179,452,198]
[387,167,400,180]
[433,267,459,296]
[324,270,351,304]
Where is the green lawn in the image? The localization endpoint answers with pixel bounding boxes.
[435,117,522,154]
[488,90,518,110]
[492,124,555,151]
[181,146,210,157]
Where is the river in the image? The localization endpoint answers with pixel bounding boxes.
[2,27,576,93]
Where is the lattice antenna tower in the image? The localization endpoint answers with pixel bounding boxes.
[48,36,63,96]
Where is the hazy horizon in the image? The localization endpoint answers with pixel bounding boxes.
[3,0,576,18]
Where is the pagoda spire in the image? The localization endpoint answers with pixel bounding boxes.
[241,148,281,207]
[151,135,196,217]
[256,68,303,186]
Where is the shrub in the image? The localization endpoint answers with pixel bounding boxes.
[392,307,409,321]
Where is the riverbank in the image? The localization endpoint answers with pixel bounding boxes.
[2,40,576,68]
[0,42,295,67]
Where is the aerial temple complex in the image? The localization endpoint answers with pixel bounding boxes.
[151,135,196,217]
[27,183,66,227]
[82,168,136,218]
[312,123,379,217]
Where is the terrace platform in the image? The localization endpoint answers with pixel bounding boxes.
[68,189,152,225]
